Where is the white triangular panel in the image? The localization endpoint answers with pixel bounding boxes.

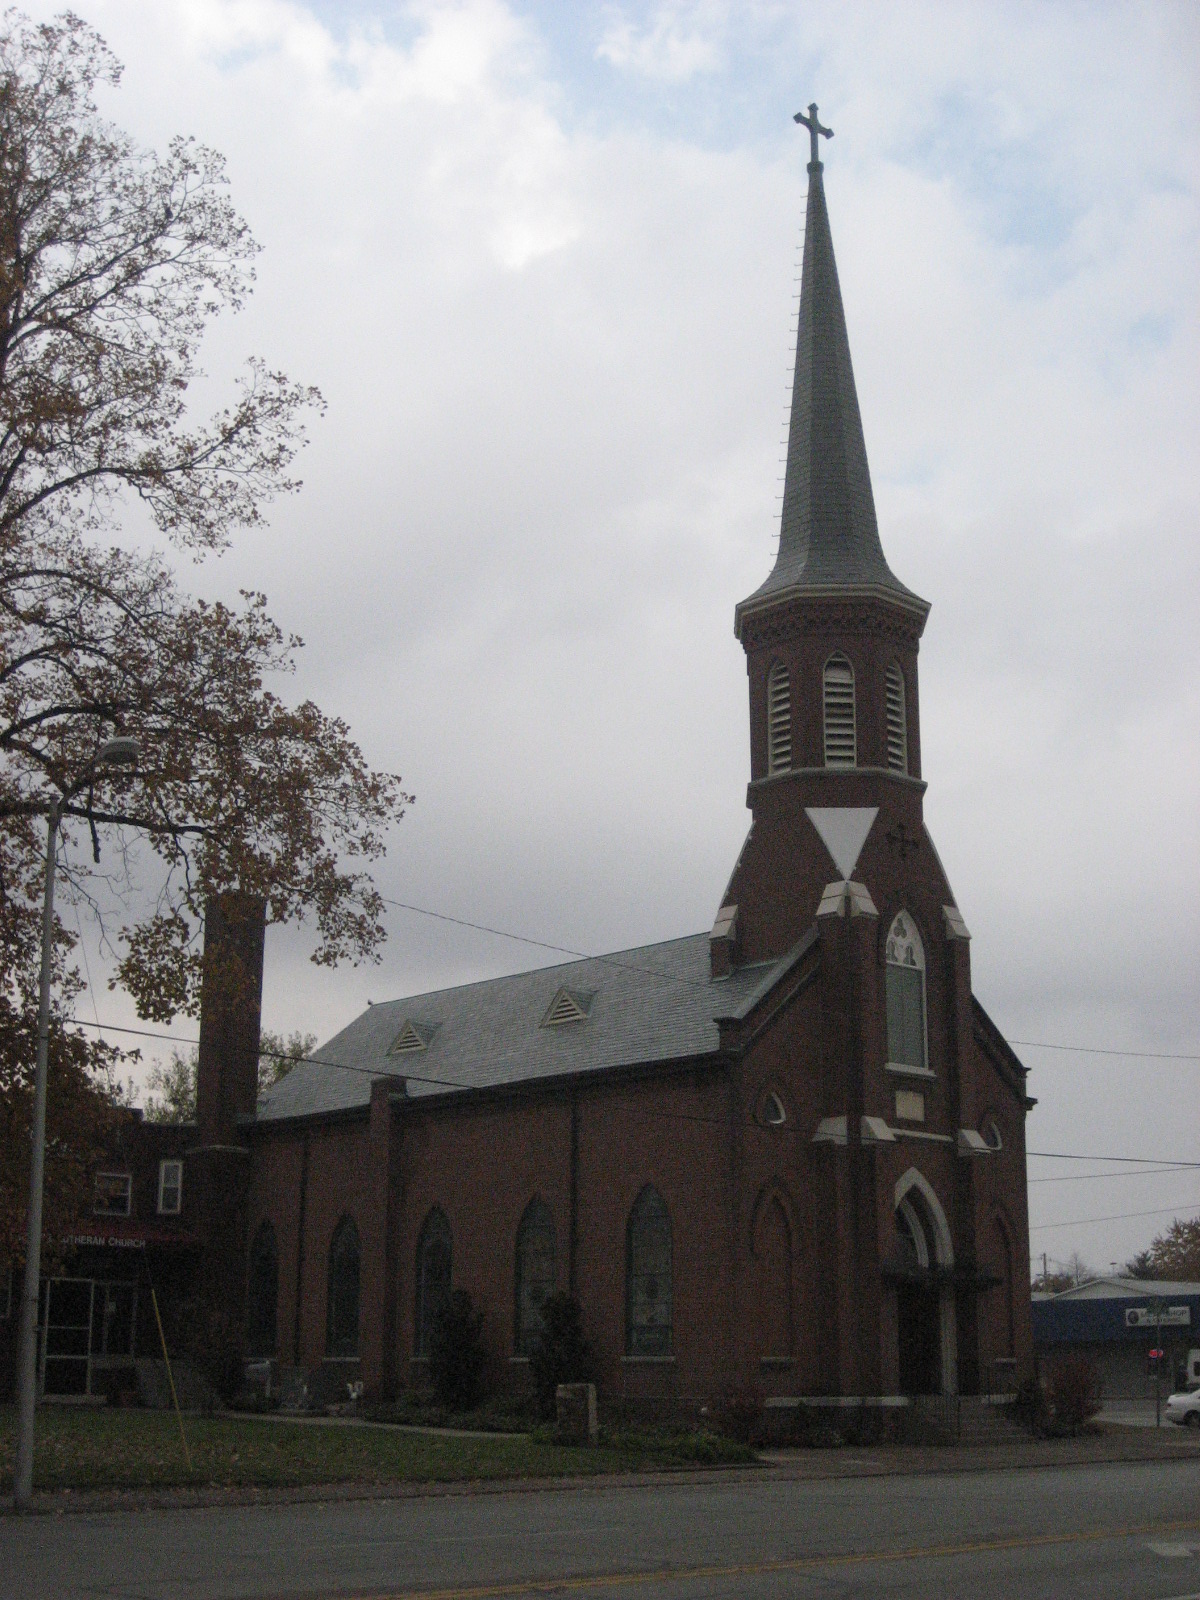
[805,807,878,880]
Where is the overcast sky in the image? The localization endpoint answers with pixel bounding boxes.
[39,0,1199,1276]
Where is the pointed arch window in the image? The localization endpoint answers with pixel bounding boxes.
[514,1198,556,1355]
[885,662,908,774]
[823,655,856,767]
[626,1185,672,1356]
[326,1215,360,1359]
[885,912,927,1073]
[415,1207,452,1358]
[246,1220,278,1359]
[767,661,792,774]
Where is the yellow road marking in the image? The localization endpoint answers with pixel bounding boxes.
[341,1516,1200,1600]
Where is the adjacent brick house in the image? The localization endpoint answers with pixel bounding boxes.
[7,137,1035,1419]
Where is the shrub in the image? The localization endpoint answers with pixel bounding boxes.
[530,1293,594,1420]
[429,1288,487,1411]
[170,1296,245,1409]
[1045,1355,1103,1432]
[714,1390,763,1446]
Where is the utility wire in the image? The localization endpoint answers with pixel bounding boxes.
[1029,1202,1200,1234]
[65,1015,1200,1176]
[379,895,1199,1062]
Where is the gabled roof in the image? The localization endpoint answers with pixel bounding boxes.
[736,160,927,634]
[257,933,791,1123]
[1048,1276,1200,1301]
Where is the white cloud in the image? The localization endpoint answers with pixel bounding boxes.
[596,2,724,81]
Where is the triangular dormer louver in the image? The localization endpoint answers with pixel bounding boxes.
[388,1019,433,1055]
[540,988,592,1029]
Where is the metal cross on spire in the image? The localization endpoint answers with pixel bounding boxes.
[794,102,833,168]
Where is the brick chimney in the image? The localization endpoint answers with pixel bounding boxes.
[189,892,266,1315]
[195,892,266,1146]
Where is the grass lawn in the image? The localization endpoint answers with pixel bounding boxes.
[0,1406,753,1494]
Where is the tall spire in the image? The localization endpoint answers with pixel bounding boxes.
[736,110,926,633]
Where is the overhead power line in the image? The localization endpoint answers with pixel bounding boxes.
[379,894,1198,1062]
[1029,1202,1200,1234]
[65,1015,1200,1179]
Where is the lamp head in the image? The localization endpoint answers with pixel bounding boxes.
[97,737,139,769]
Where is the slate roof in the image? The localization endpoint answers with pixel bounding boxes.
[257,933,790,1123]
[735,162,927,633]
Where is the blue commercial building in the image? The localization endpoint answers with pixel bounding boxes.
[1032,1278,1200,1399]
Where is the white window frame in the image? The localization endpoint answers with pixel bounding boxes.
[94,1172,132,1218]
[157,1159,183,1216]
[884,911,930,1076]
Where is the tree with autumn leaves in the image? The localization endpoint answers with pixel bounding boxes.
[0,13,409,1265]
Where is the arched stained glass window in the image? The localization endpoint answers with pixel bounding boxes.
[415,1207,452,1358]
[326,1215,361,1359]
[885,662,908,774]
[767,662,792,774]
[823,655,856,767]
[885,911,927,1072]
[626,1185,672,1357]
[246,1219,278,1358]
[514,1198,556,1355]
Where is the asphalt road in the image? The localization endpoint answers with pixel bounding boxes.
[6,1458,1200,1600]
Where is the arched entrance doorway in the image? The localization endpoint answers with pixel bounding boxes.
[894,1171,957,1396]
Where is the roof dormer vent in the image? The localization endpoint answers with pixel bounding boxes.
[541,988,592,1028]
[388,1019,434,1055]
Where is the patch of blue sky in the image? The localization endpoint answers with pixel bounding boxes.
[1127,312,1175,352]
[897,89,1084,258]
[298,0,421,49]
[510,1,823,156]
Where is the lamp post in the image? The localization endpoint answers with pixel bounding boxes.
[12,737,139,1508]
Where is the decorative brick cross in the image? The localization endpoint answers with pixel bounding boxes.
[794,103,833,167]
[886,821,921,861]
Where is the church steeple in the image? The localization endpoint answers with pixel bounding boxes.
[735,109,927,636]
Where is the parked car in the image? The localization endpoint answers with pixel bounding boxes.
[1163,1387,1200,1428]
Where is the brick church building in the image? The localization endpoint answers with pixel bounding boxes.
[9,120,1034,1419]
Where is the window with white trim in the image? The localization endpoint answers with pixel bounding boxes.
[823,655,856,767]
[885,912,927,1073]
[885,662,908,774]
[157,1159,183,1216]
[94,1173,132,1218]
[761,1091,787,1127]
[767,662,792,774]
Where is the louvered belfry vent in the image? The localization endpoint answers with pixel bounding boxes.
[767,662,792,773]
[389,1019,429,1055]
[541,988,590,1028]
[823,655,856,767]
[885,662,907,773]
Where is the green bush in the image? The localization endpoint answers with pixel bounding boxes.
[530,1292,593,1419]
[429,1288,488,1412]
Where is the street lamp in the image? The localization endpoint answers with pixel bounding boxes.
[12,737,139,1509]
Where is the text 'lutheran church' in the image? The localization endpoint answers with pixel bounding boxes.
[20,110,1035,1426]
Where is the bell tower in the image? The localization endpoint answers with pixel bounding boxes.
[715,108,933,970]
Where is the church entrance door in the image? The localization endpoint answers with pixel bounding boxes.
[897,1278,941,1396]
[894,1185,951,1396]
